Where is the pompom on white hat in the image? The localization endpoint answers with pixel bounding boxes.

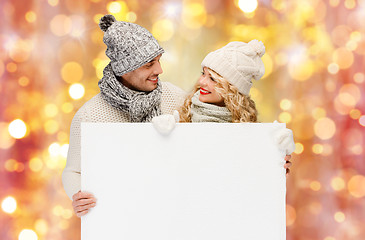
[201,40,266,95]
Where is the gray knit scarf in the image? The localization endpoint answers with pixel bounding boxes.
[191,91,232,123]
[98,63,162,122]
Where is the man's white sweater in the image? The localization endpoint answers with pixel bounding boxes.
[62,81,186,199]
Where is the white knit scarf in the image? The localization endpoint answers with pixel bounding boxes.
[98,63,162,122]
[190,91,232,123]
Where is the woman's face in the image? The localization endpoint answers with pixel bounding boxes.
[198,67,225,106]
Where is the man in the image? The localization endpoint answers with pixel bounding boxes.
[62,14,293,218]
[62,14,186,217]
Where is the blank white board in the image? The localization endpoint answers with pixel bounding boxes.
[81,123,287,240]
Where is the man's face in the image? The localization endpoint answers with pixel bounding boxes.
[120,54,163,92]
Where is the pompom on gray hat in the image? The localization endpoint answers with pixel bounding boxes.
[99,14,165,76]
[201,40,266,95]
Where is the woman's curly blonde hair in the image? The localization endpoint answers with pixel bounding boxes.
[179,68,258,123]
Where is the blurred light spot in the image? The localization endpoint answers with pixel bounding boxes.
[93,14,104,24]
[334,211,345,222]
[353,72,364,83]
[261,54,273,79]
[310,181,321,191]
[350,31,361,41]
[25,11,37,23]
[9,39,33,63]
[338,84,361,107]
[61,62,83,83]
[52,205,63,216]
[348,175,365,198]
[60,144,69,158]
[44,104,58,118]
[349,109,361,119]
[286,204,296,226]
[334,95,352,115]
[359,115,365,127]
[19,229,38,240]
[8,119,27,139]
[50,15,72,36]
[62,102,74,113]
[329,0,340,7]
[1,196,17,214]
[15,162,24,172]
[5,159,17,172]
[321,144,333,156]
[48,0,59,6]
[107,1,122,13]
[44,120,59,134]
[62,209,73,219]
[333,48,354,69]
[346,40,357,51]
[69,83,85,100]
[331,177,345,191]
[29,157,43,172]
[312,144,323,154]
[182,3,207,29]
[272,0,287,12]
[164,2,181,18]
[294,143,304,154]
[49,143,61,157]
[331,25,351,47]
[314,117,336,140]
[275,52,288,66]
[344,0,356,9]
[289,60,314,81]
[7,62,17,72]
[280,99,292,111]
[238,0,258,13]
[34,219,48,235]
[327,63,339,74]
[152,19,174,42]
[126,12,137,22]
[312,107,326,119]
[279,112,292,123]
[18,76,30,86]
[0,122,15,149]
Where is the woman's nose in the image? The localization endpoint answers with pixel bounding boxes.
[199,76,207,86]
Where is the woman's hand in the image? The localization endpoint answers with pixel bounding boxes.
[72,191,97,218]
[284,155,292,177]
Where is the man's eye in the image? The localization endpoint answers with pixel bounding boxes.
[201,71,205,76]
[210,77,216,82]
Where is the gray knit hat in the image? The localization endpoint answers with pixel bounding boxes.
[99,14,165,76]
[201,40,266,95]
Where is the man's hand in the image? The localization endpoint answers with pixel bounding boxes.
[72,191,97,218]
[284,155,292,178]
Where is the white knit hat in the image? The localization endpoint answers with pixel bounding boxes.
[201,40,266,95]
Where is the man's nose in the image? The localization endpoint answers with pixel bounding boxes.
[153,62,163,75]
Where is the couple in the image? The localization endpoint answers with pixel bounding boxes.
[62,14,295,217]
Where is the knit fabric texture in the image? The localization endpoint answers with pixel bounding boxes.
[190,91,232,123]
[62,82,186,199]
[201,40,265,95]
[98,63,162,122]
[100,14,165,76]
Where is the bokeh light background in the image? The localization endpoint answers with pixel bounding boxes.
[1,0,365,239]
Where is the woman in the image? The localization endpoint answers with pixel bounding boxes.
[155,39,294,173]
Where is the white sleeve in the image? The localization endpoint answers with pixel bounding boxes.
[62,108,84,200]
